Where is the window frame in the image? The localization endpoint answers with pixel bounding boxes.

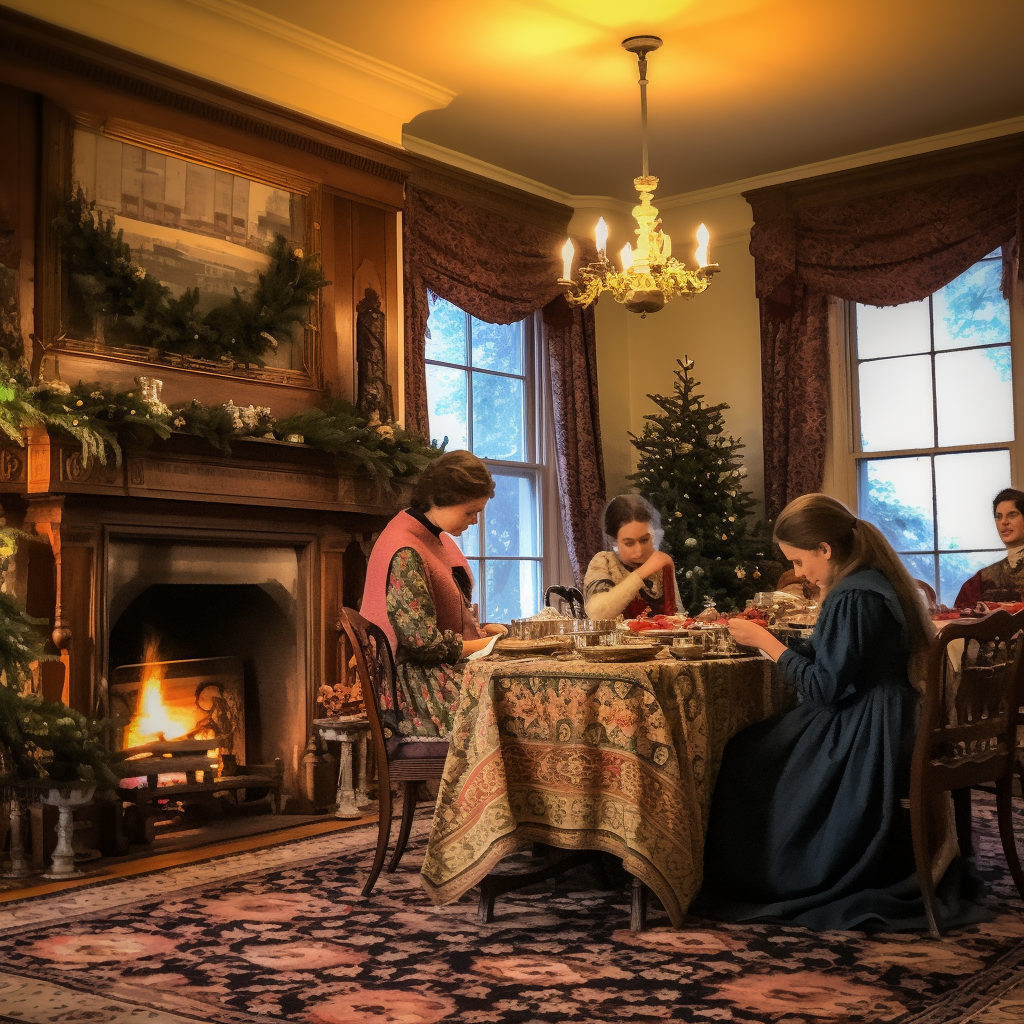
[424,298,560,622]
[825,261,1024,603]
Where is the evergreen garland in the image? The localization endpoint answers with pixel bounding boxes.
[57,187,329,367]
[0,364,441,496]
[630,357,780,611]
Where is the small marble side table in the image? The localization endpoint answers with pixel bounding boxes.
[313,716,373,819]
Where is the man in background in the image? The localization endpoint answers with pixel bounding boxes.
[954,488,1024,607]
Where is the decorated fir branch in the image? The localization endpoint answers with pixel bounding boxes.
[0,364,442,496]
[629,356,779,611]
[57,187,329,367]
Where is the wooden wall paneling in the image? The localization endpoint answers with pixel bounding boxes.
[330,193,355,405]
[0,81,39,358]
[318,187,339,395]
[61,542,96,713]
[321,545,346,691]
[384,208,401,426]
[35,99,70,374]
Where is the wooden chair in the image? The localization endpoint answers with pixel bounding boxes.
[338,608,449,897]
[910,609,1024,935]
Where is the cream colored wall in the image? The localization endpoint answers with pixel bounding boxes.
[578,194,765,508]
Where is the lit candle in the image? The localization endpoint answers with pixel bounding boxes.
[561,238,575,281]
[695,223,711,268]
[595,217,608,258]
[662,232,672,259]
[620,243,633,271]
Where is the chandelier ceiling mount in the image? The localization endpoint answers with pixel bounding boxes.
[558,35,719,317]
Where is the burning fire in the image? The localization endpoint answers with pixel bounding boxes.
[123,674,197,748]
[123,637,197,749]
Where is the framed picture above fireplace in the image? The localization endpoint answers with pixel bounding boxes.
[48,115,325,389]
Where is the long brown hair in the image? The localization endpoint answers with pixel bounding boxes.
[773,493,931,665]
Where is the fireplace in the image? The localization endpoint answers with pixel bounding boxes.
[0,429,393,810]
[106,538,306,792]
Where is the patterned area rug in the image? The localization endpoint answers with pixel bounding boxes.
[0,796,1023,1024]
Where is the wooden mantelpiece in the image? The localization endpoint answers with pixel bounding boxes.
[0,428,401,515]
[0,430,393,760]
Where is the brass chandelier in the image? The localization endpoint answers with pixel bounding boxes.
[559,35,718,317]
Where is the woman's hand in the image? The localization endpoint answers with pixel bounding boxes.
[461,635,497,655]
[637,550,674,579]
[727,618,787,661]
[481,622,508,637]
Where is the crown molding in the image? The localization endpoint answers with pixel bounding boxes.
[4,0,454,145]
[409,114,1024,216]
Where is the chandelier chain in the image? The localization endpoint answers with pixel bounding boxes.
[638,52,650,179]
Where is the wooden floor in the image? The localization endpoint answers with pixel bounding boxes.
[0,810,377,903]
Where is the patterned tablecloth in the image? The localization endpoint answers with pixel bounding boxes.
[420,654,794,927]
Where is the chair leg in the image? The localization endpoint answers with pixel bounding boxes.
[953,787,974,858]
[910,792,942,938]
[996,774,1024,902]
[362,780,393,898]
[387,781,417,873]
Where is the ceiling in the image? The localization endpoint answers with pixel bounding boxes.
[233,0,1024,200]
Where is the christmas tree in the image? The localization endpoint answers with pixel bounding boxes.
[629,357,780,612]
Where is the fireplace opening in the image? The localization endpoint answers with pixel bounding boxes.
[109,583,300,780]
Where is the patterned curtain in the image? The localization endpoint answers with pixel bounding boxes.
[747,142,1024,517]
[402,184,605,581]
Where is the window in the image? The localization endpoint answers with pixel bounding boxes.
[424,293,547,621]
[848,250,1018,604]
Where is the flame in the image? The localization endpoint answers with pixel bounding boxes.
[695,223,711,268]
[123,637,195,749]
[594,217,608,257]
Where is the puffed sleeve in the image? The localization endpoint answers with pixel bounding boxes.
[777,589,901,707]
[385,548,463,665]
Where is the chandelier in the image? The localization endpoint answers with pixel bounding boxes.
[558,35,718,317]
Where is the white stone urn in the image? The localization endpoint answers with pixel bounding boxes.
[35,781,96,879]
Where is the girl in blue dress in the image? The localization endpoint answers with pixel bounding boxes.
[701,493,985,930]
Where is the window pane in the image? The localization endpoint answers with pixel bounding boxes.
[856,300,930,359]
[486,471,539,557]
[425,365,468,450]
[425,294,467,364]
[934,449,1011,549]
[859,355,933,451]
[935,348,1013,446]
[900,553,936,593]
[455,522,480,558]
[485,559,541,621]
[939,551,1002,608]
[464,557,481,612]
[471,318,523,374]
[933,259,1010,351]
[859,457,933,551]
[472,372,525,461]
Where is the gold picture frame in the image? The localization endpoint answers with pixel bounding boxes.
[41,108,324,390]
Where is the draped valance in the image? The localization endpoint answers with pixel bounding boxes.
[402,179,605,581]
[745,135,1024,517]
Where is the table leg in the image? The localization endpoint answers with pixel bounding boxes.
[630,876,648,932]
[2,797,32,878]
[334,739,361,819]
[355,731,373,810]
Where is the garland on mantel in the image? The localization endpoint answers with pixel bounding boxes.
[0,365,444,497]
[58,187,329,367]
